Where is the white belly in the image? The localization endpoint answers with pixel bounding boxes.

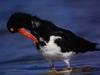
[40,36,74,61]
[41,48,74,61]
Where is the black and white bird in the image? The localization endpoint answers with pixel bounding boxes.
[7,12,99,71]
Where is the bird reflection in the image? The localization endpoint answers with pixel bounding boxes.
[44,66,97,75]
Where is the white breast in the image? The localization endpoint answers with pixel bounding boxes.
[40,35,74,60]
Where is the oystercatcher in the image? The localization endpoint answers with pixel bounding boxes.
[7,12,99,71]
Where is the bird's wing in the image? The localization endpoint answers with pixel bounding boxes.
[53,28,97,53]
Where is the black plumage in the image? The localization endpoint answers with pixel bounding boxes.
[7,12,99,53]
[7,12,100,70]
[31,17,99,53]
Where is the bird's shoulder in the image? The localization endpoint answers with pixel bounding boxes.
[50,28,77,53]
[51,27,77,40]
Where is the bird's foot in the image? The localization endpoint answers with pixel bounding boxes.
[49,68,57,73]
[63,67,72,72]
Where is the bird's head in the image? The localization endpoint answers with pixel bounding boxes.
[7,12,40,44]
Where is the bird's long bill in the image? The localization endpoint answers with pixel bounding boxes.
[18,28,39,44]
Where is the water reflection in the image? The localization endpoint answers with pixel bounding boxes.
[43,66,99,75]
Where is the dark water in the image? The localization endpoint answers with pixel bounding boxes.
[0,0,100,75]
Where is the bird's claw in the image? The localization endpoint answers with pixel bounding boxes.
[49,68,57,73]
[63,67,72,72]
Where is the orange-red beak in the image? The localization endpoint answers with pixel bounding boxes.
[18,28,39,44]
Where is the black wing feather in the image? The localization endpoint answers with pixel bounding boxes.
[54,28,98,53]
[35,19,98,53]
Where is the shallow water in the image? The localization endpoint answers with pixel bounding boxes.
[0,51,100,75]
[0,0,100,75]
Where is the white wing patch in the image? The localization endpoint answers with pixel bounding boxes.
[40,35,62,52]
[40,35,74,60]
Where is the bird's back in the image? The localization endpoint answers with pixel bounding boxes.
[32,18,99,53]
[52,28,98,53]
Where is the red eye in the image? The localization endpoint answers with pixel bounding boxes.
[10,28,14,32]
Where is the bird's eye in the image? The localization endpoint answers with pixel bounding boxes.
[10,28,14,32]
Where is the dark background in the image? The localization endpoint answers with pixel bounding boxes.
[0,0,100,75]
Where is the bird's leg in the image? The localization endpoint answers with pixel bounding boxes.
[48,60,57,72]
[63,60,72,72]
[51,63,56,70]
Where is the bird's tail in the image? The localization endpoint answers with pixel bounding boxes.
[95,43,100,51]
